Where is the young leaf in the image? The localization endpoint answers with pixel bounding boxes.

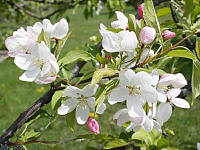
[51,90,63,110]
[58,50,94,67]
[157,7,171,17]
[167,46,195,60]
[195,38,200,60]
[132,128,152,145]
[104,139,129,149]
[157,138,169,148]
[91,68,118,86]
[37,29,44,43]
[66,110,76,132]
[128,14,140,37]
[192,59,200,99]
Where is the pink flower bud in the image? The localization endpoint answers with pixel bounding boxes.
[162,30,176,39]
[139,26,156,45]
[87,117,100,135]
[138,3,144,18]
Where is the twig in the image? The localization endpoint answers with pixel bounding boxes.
[0,61,86,144]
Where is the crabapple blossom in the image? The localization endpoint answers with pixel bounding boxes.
[100,24,138,53]
[111,11,128,30]
[87,117,100,134]
[57,84,106,124]
[162,30,176,39]
[14,41,59,84]
[138,3,144,18]
[139,26,156,45]
[108,69,158,118]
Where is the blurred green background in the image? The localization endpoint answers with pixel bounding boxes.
[0,4,200,150]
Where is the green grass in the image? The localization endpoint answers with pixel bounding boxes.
[0,6,200,150]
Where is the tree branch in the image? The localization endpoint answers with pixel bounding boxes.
[0,61,86,144]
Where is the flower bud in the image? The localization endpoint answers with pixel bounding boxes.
[162,30,176,39]
[87,117,100,134]
[139,26,156,45]
[138,3,144,18]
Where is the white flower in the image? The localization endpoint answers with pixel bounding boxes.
[100,24,138,53]
[111,11,128,30]
[58,84,106,124]
[197,143,200,150]
[138,48,154,64]
[14,41,59,84]
[108,69,158,118]
[155,88,190,123]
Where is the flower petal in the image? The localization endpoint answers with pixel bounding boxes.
[14,54,36,70]
[132,71,152,85]
[151,70,159,86]
[86,97,95,111]
[96,103,106,114]
[167,88,181,99]
[52,18,69,39]
[81,84,98,97]
[19,68,40,82]
[108,87,129,104]
[156,103,172,122]
[142,117,153,132]
[119,69,135,86]
[157,89,167,103]
[63,86,81,98]
[140,85,158,103]
[171,98,190,108]
[76,105,90,125]
[57,98,78,115]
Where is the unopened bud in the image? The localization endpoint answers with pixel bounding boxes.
[138,3,144,18]
[87,117,100,134]
[139,26,156,45]
[162,30,176,39]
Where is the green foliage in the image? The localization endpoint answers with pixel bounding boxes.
[19,129,40,142]
[104,139,129,149]
[66,110,76,132]
[192,59,200,99]
[51,90,63,110]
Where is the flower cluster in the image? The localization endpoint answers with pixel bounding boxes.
[5,18,69,84]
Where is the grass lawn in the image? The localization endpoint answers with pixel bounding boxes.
[0,6,200,150]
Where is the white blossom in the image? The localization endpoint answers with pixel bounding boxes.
[14,41,59,84]
[58,84,106,124]
[111,11,128,30]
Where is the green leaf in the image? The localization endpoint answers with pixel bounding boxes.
[195,37,200,60]
[149,128,162,145]
[128,14,140,36]
[104,139,129,149]
[91,68,118,86]
[164,128,175,136]
[20,129,40,142]
[66,109,76,132]
[167,46,195,60]
[183,0,194,25]
[157,7,171,17]
[157,138,169,148]
[192,59,200,99]
[37,29,44,43]
[61,68,70,82]
[43,32,51,48]
[143,0,161,39]
[51,90,63,110]
[96,53,106,64]
[107,28,123,33]
[54,32,71,59]
[132,128,152,145]
[58,50,94,67]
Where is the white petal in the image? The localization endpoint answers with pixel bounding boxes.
[159,74,176,86]
[132,71,152,85]
[63,86,81,98]
[197,143,200,150]
[86,97,95,111]
[111,11,128,30]
[139,48,150,63]
[140,85,158,103]
[172,73,187,88]
[113,109,128,120]
[52,18,69,39]
[143,117,154,132]
[19,68,40,82]
[151,70,159,86]
[127,97,145,118]
[57,98,78,115]
[157,89,167,103]
[119,69,135,86]
[96,103,106,114]
[116,112,130,126]
[156,103,172,122]
[171,98,190,108]
[41,63,51,77]
[153,120,162,132]
[130,117,144,125]
[81,84,98,97]
[108,87,129,104]
[76,104,90,124]
[14,54,35,70]
[167,88,181,99]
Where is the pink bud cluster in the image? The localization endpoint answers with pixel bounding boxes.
[87,117,100,134]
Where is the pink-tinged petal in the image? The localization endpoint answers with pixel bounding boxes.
[52,18,69,39]
[151,70,159,86]
[35,76,56,84]
[139,26,156,45]
[63,86,81,98]
[138,3,144,18]
[57,98,78,115]
[108,87,129,104]
[159,74,176,86]
[171,98,190,108]
[167,88,181,99]
[127,97,145,118]
[19,68,40,82]
[130,117,144,125]
[76,105,90,125]
[87,117,100,134]
[156,103,172,122]
[162,30,176,39]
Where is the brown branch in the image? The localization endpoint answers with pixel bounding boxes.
[0,61,86,144]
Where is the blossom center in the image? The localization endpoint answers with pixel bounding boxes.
[127,85,141,96]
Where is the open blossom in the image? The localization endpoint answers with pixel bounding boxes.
[111,11,128,30]
[100,24,138,53]
[14,41,59,84]
[138,3,144,18]
[87,117,100,134]
[108,69,158,118]
[162,30,176,39]
[140,26,156,45]
[58,84,106,125]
